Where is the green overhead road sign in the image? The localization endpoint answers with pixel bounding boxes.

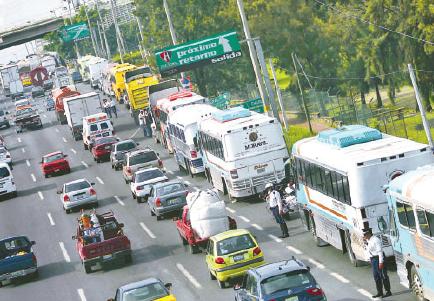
[239,98,264,113]
[155,31,242,76]
[210,92,230,109]
[59,22,90,42]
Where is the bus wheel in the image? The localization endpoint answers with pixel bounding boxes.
[308,214,328,247]
[411,266,426,301]
[222,178,228,195]
[344,230,365,267]
[205,169,211,183]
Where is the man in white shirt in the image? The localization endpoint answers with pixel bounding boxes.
[363,228,392,298]
[265,183,289,238]
[110,98,117,118]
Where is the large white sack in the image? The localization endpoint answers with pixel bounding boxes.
[190,201,226,221]
[194,217,229,239]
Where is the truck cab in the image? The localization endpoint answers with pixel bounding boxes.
[82,113,114,150]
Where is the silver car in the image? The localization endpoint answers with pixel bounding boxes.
[130,167,168,203]
[0,147,12,169]
[148,181,189,220]
[122,149,163,184]
[58,179,98,214]
[110,139,139,170]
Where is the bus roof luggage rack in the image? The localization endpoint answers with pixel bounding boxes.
[212,106,251,122]
[317,125,382,148]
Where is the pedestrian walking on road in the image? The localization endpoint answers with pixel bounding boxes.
[144,109,153,137]
[110,98,117,118]
[138,110,151,138]
[265,183,289,238]
[363,228,392,298]
[103,99,112,118]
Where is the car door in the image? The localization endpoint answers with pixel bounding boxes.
[205,239,215,272]
[244,274,259,301]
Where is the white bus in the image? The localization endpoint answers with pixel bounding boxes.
[197,107,288,200]
[167,104,218,176]
[292,125,434,266]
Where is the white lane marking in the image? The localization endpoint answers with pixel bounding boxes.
[58,242,71,262]
[26,159,31,167]
[77,288,87,301]
[38,191,44,200]
[238,215,250,223]
[167,170,174,175]
[114,196,125,206]
[330,272,350,283]
[17,137,22,143]
[62,137,67,143]
[176,263,202,289]
[184,180,191,185]
[43,114,47,118]
[176,176,183,180]
[307,258,325,269]
[251,223,264,231]
[55,128,59,133]
[96,176,104,185]
[70,148,77,154]
[21,148,26,153]
[268,234,282,243]
[129,127,141,139]
[225,207,236,214]
[286,245,302,255]
[47,212,55,226]
[140,222,156,239]
[31,173,36,182]
[357,288,372,298]
[81,161,89,168]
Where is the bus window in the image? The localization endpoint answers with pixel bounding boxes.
[396,202,408,227]
[416,209,430,236]
[323,169,334,196]
[396,201,416,230]
[405,204,416,230]
[427,212,434,238]
[342,176,351,204]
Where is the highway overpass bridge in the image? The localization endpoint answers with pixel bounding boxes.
[0,17,64,50]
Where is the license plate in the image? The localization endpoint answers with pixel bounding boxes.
[54,169,60,172]
[168,198,180,205]
[102,132,109,137]
[257,168,265,173]
[76,195,85,200]
[233,254,244,262]
[103,254,113,260]
[105,145,111,150]
[286,297,299,301]
[11,270,25,277]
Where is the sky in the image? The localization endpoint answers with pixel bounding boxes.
[0,0,66,64]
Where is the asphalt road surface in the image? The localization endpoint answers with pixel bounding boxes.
[0,84,416,301]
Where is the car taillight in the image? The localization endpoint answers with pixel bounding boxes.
[190,150,197,158]
[253,247,261,256]
[126,167,132,174]
[185,191,189,196]
[112,130,115,135]
[32,254,37,265]
[155,198,161,207]
[158,159,163,168]
[230,169,238,179]
[63,195,70,202]
[6,155,10,158]
[215,257,225,264]
[137,185,143,191]
[306,287,324,296]
[89,188,96,196]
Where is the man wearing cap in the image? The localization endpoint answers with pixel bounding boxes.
[265,183,289,238]
[363,228,392,298]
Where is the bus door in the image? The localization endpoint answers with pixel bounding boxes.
[387,203,407,283]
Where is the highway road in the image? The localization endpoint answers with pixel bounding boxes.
[0,83,415,301]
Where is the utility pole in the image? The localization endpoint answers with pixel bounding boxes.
[64,0,80,58]
[83,2,98,56]
[408,63,434,148]
[135,16,148,64]
[269,58,289,129]
[254,38,278,119]
[96,21,106,58]
[292,52,313,134]
[113,0,127,54]
[94,0,110,59]
[109,0,124,63]
[236,0,270,116]
[163,0,178,44]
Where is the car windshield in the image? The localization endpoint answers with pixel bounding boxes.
[0,148,7,154]
[65,181,90,193]
[156,183,184,195]
[0,167,10,178]
[0,237,29,260]
[261,270,313,295]
[96,137,116,145]
[136,169,164,183]
[117,142,136,151]
[16,108,33,116]
[216,234,255,256]
[0,111,4,116]
[44,153,64,163]
[129,151,157,166]
[123,283,168,301]
[90,124,98,132]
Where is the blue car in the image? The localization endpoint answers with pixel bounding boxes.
[46,98,55,111]
[71,71,82,83]
[234,258,326,301]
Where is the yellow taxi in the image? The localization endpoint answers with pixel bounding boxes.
[206,229,265,288]
[107,278,176,301]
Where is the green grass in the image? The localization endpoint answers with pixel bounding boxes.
[283,125,316,151]
[267,63,291,90]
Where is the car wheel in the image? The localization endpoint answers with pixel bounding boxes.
[218,279,226,289]
[65,209,71,214]
[96,158,100,163]
[150,209,156,216]
[137,197,143,203]
[209,271,216,280]
[124,254,132,264]
[111,163,114,169]
[156,214,163,221]
[44,174,48,178]
[84,144,88,150]
[179,232,188,246]
[132,192,136,199]
[125,178,129,184]
[189,244,199,254]
[11,191,18,198]
[84,263,92,274]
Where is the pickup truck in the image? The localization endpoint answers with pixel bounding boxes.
[0,236,38,286]
[73,211,132,273]
[175,206,237,254]
[14,105,42,133]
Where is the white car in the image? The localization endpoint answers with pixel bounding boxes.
[0,147,12,168]
[58,179,98,213]
[0,163,17,198]
[130,167,168,203]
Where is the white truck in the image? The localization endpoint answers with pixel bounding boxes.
[87,58,108,89]
[41,55,56,90]
[0,65,23,99]
[63,92,103,141]
[54,67,74,89]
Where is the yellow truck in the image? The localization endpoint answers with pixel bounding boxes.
[110,63,137,102]
[124,66,159,124]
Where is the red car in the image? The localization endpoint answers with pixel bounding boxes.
[91,136,118,163]
[41,151,70,178]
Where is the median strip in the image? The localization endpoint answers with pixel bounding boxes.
[140,222,156,239]
[176,263,202,289]
[58,242,71,262]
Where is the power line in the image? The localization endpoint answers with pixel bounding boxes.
[313,0,434,46]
